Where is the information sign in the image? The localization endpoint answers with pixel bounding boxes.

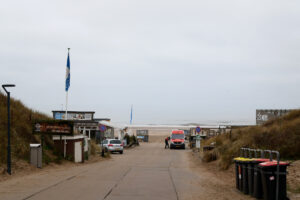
[99,125,106,132]
[196,139,201,149]
[33,121,73,135]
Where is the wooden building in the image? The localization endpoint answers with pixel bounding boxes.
[53,135,85,163]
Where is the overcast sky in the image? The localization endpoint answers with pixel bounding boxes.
[1,0,300,125]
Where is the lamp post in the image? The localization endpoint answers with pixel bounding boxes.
[2,84,16,175]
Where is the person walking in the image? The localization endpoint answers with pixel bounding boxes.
[165,137,169,149]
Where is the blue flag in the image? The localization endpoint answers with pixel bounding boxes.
[65,50,70,91]
[130,105,133,124]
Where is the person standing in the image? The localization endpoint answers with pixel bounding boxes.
[165,137,169,149]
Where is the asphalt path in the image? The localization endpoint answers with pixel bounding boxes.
[0,142,248,200]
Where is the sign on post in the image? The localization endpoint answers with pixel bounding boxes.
[196,134,201,149]
[99,125,106,132]
[196,126,201,133]
[196,139,201,149]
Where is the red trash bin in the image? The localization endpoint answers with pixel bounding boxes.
[258,161,289,200]
[252,158,271,199]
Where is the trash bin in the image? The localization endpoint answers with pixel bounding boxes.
[30,144,42,168]
[234,157,243,190]
[234,157,253,193]
[253,158,270,199]
[247,160,256,195]
[258,161,289,200]
[248,158,270,197]
[242,158,254,195]
[234,157,246,191]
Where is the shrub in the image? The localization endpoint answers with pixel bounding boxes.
[90,140,100,155]
[124,134,130,145]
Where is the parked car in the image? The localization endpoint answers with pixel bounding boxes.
[170,130,185,149]
[102,139,124,154]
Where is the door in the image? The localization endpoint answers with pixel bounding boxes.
[74,141,82,163]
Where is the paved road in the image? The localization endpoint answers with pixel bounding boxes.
[0,142,247,200]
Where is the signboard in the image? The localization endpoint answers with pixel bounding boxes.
[256,109,293,125]
[196,127,201,133]
[136,130,148,135]
[33,121,74,135]
[99,125,106,132]
[196,139,201,149]
[54,112,93,120]
[196,134,201,149]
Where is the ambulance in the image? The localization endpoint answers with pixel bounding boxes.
[170,130,185,149]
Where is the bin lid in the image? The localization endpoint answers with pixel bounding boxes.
[259,161,289,167]
[234,157,244,161]
[233,157,255,162]
[30,144,41,147]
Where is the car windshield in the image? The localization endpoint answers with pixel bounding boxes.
[110,140,121,144]
[102,140,108,144]
[171,134,184,139]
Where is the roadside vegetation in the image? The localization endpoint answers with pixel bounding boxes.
[0,92,60,167]
[202,110,300,170]
[123,134,138,147]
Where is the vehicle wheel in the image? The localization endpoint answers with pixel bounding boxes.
[120,151,123,154]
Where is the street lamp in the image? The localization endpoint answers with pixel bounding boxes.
[2,84,16,175]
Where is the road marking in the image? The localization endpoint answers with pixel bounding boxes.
[168,160,179,200]
[103,167,132,200]
[22,170,88,200]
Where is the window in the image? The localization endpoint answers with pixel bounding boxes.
[110,140,121,144]
[171,134,184,139]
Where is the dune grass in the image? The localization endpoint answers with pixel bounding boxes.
[202,110,300,169]
[0,92,56,165]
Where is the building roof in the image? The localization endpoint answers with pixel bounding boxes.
[99,120,126,130]
[52,110,95,114]
[94,118,111,122]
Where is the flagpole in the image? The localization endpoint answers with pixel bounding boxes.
[65,90,68,120]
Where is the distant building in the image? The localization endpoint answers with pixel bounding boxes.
[52,110,111,139]
[256,109,294,125]
[190,126,230,138]
[136,130,149,142]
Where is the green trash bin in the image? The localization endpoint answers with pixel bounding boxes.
[258,161,289,200]
[253,158,270,199]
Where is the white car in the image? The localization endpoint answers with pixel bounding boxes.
[102,139,124,154]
